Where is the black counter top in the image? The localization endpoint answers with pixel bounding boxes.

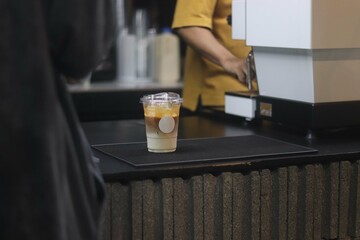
[82,114,360,182]
[69,81,182,121]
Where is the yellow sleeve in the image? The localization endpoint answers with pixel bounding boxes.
[172,0,218,30]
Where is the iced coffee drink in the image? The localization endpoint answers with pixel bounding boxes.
[140,92,182,153]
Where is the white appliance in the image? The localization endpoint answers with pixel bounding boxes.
[226,0,360,130]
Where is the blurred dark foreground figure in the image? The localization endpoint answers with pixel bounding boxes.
[0,0,114,239]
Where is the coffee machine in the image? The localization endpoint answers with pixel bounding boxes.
[226,0,360,131]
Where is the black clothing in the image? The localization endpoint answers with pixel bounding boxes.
[0,0,114,239]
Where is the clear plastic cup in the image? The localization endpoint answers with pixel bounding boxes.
[140,92,183,153]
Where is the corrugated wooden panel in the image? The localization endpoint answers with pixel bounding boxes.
[232,172,246,239]
[323,162,340,239]
[131,181,143,240]
[287,165,299,240]
[105,159,360,240]
[161,178,174,240]
[250,171,261,240]
[275,167,288,240]
[313,164,325,240]
[339,161,351,239]
[203,173,217,240]
[173,177,192,240]
[101,184,112,240]
[143,179,161,240]
[111,182,131,240]
[260,169,272,239]
[304,165,315,239]
[349,160,360,238]
[221,173,233,240]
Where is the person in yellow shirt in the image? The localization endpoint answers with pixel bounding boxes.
[172,0,257,112]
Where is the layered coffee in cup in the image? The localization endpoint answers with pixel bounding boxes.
[140,92,182,153]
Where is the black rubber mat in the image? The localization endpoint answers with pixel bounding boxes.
[92,135,317,167]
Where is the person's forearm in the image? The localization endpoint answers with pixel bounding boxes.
[176,26,248,82]
[176,27,236,66]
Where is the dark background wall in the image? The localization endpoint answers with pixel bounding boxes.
[132,0,177,30]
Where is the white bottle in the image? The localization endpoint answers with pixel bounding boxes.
[147,28,157,81]
[117,29,136,82]
[154,27,180,85]
[134,9,148,80]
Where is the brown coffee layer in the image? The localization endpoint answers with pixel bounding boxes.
[145,116,179,137]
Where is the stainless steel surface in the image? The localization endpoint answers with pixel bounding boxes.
[246,51,252,90]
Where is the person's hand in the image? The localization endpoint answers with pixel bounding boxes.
[61,73,92,88]
[176,27,252,83]
[221,56,249,83]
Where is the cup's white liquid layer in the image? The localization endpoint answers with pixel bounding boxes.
[144,116,179,153]
[146,136,177,153]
